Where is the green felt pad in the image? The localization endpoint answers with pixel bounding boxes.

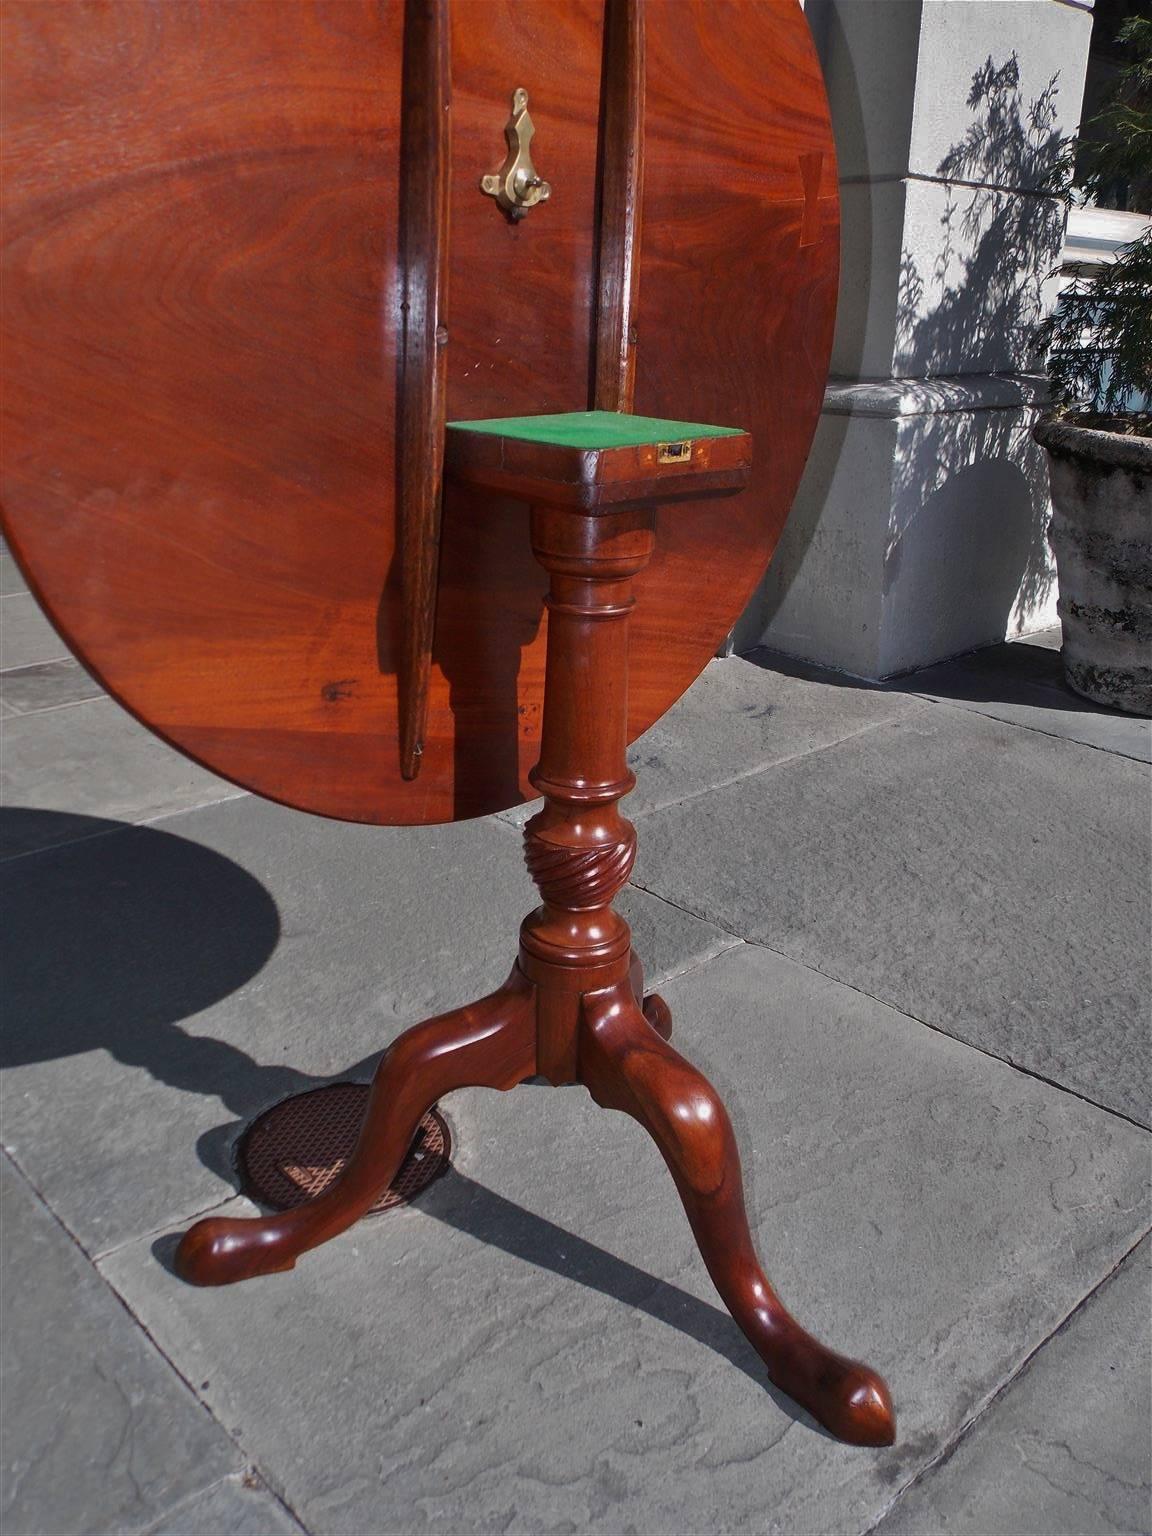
[446,410,745,450]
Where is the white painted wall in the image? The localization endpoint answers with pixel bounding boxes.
[736,0,1096,678]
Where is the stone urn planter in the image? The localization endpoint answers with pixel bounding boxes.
[1033,418,1151,716]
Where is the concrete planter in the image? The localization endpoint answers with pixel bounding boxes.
[1033,418,1152,716]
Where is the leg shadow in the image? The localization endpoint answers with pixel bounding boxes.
[419,1166,835,1437]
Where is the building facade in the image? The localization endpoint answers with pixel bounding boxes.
[735,0,1145,679]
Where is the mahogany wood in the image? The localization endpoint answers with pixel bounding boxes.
[397,0,453,781]
[174,432,895,1449]
[0,0,839,825]
[580,982,895,1448]
[592,0,645,412]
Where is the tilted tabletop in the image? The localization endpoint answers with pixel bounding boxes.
[0,0,838,826]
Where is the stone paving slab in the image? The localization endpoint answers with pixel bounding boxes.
[0,538,28,596]
[874,1233,1152,1536]
[634,705,1152,1126]
[896,636,1151,764]
[0,697,247,860]
[0,590,70,669]
[99,945,1150,1536]
[0,796,734,1256]
[1016,626,1062,651]
[141,1476,306,1536]
[1,656,105,715]
[0,1154,240,1536]
[500,654,927,828]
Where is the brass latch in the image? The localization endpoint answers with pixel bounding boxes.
[480,87,551,221]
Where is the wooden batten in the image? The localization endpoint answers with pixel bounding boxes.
[592,0,646,413]
[397,0,452,781]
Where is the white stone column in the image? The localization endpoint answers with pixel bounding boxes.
[737,0,1095,678]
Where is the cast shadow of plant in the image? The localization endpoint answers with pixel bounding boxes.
[886,54,1069,646]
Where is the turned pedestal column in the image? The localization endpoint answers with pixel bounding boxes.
[175,413,895,1448]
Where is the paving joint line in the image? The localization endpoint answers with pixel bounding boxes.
[751,934,1152,1134]
[627,882,1152,1135]
[0,790,251,867]
[912,691,1151,763]
[0,1147,313,1536]
[622,876,747,950]
[1,692,107,719]
[629,704,934,824]
[0,657,75,676]
[858,1226,1152,1536]
[129,1472,312,1536]
[0,821,139,867]
[642,929,745,993]
[91,1192,242,1266]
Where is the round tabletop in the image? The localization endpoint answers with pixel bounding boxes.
[0,0,838,824]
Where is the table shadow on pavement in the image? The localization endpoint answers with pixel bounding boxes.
[1,808,288,1107]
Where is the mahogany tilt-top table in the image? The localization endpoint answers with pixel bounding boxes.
[1,0,895,1450]
[177,411,895,1445]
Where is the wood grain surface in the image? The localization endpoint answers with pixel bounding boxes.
[0,0,839,824]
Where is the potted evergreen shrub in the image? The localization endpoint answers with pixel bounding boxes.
[1034,15,1151,716]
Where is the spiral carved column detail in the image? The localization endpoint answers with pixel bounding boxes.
[522,823,636,909]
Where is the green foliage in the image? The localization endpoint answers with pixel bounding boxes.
[1038,16,1152,419]
[1039,226,1152,417]
[1078,15,1152,209]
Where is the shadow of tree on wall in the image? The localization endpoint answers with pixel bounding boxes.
[884,54,1068,658]
[901,56,1067,375]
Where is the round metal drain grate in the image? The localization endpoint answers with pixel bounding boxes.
[236,1084,451,1216]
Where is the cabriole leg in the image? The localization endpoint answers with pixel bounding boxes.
[629,951,672,1040]
[175,969,537,1286]
[579,980,895,1447]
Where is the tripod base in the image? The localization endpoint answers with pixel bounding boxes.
[233,995,667,1216]
[175,961,895,1448]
